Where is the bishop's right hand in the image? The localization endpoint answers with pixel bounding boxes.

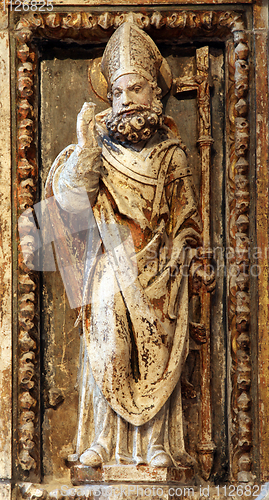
[77,102,98,149]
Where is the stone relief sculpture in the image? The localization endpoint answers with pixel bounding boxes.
[45,21,215,472]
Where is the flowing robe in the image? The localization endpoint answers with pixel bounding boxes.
[48,111,202,463]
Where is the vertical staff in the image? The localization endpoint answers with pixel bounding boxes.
[196,46,215,480]
[174,46,215,479]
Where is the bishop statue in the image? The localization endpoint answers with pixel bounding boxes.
[46,21,213,470]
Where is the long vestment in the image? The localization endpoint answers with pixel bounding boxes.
[47,110,202,463]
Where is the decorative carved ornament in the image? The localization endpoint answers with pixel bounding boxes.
[226,38,251,483]
[14,8,251,491]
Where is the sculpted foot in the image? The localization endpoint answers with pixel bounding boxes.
[80,449,102,468]
[149,452,173,468]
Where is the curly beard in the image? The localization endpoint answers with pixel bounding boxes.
[105,97,163,145]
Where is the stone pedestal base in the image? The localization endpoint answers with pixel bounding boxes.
[68,463,195,499]
[71,463,194,485]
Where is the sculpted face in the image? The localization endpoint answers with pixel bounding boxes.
[106,73,163,145]
[111,74,154,115]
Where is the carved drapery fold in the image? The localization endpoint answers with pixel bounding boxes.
[14,8,250,485]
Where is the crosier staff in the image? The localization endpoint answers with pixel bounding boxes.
[174,45,216,479]
[196,46,216,481]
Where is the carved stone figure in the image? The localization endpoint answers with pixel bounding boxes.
[46,21,213,470]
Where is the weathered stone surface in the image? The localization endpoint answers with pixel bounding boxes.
[53,0,253,4]
[0,29,12,481]
[1,1,269,495]
[253,1,269,483]
[0,484,11,500]
[102,465,192,483]
[71,464,193,484]
[0,1,8,29]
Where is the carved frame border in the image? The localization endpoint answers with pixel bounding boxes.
[13,8,251,492]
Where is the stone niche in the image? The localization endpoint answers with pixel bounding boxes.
[1,1,269,499]
[40,31,225,482]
